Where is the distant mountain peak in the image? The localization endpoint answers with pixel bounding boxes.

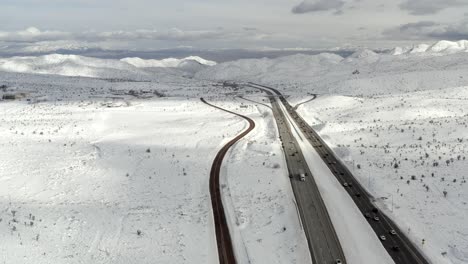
[390,40,468,56]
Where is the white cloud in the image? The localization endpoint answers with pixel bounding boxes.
[0,27,275,52]
[292,0,346,14]
[383,21,468,40]
[92,28,227,41]
[0,27,268,44]
[399,0,468,15]
[0,27,71,42]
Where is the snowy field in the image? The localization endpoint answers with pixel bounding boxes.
[0,69,309,263]
[297,88,468,264]
[199,40,468,264]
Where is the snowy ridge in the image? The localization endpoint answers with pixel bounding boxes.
[121,56,216,68]
[196,44,468,96]
[0,54,216,79]
[196,53,343,81]
[344,49,379,63]
[390,40,468,55]
[0,54,144,79]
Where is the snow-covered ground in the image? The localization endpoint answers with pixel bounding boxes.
[1,39,467,264]
[197,40,468,264]
[297,88,468,264]
[0,69,309,263]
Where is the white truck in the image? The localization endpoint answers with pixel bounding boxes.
[299,169,307,181]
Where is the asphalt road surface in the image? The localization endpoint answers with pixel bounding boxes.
[201,98,256,264]
[248,83,430,264]
[244,87,347,264]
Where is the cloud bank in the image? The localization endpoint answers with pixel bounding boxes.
[399,0,468,15]
[292,0,345,14]
[384,21,468,40]
[0,27,71,42]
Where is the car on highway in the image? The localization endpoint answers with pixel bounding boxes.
[380,235,387,241]
[343,182,349,187]
[299,169,307,182]
[389,229,397,235]
[374,216,380,221]
[391,246,400,252]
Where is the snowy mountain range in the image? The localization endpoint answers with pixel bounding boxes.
[0,54,216,79]
[389,40,468,55]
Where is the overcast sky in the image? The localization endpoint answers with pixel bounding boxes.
[1,0,468,51]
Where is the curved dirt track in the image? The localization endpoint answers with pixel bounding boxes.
[201,98,255,264]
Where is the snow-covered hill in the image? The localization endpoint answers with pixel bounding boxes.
[0,54,149,79]
[196,43,468,96]
[390,40,468,55]
[0,54,216,79]
[121,56,216,68]
[196,53,343,82]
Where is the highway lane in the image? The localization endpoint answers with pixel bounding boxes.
[246,88,346,264]
[248,83,429,264]
[201,98,256,264]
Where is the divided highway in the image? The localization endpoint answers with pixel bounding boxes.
[248,83,430,264]
[201,98,256,264]
[245,89,347,263]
